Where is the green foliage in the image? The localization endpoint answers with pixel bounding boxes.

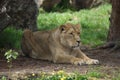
[1,76,7,80]
[79,4,111,47]
[87,71,103,78]
[20,70,104,80]
[4,49,18,70]
[4,49,18,63]
[1,70,119,80]
[26,71,88,80]
[0,27,23,49]
[73,73,88,80]
[112,72,120,80]
[4,49,19,79]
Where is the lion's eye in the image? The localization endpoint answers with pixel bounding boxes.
[70,33,73,35]
[78,32,80,35]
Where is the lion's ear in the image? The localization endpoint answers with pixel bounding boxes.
[75,24,81,29]
[76,24,81,31]
[60,24,68,32]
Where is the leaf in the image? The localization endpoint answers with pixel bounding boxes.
[12,52,18,59]
[4,49,12,56]
[4,49,19,62]
[6,54,12,59]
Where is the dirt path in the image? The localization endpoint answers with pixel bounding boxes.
[0,49,120,79]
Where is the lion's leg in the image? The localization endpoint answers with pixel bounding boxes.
[53,54,85,65]
[77,50,99,65]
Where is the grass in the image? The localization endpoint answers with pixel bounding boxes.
[0,3,111,49]
[0,70,105,80]
[1,68,120,80]
[0,27,22,49]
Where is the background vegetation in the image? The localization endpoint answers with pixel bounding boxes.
[0,3,111,49]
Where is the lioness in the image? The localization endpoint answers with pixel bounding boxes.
[21,23,99,65]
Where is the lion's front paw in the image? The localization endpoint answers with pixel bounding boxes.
[72,59,85,65]
[85,59,99,65]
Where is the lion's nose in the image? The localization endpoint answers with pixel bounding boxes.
[77,40,80,44]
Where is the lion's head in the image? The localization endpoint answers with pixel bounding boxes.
[59,23,81,49]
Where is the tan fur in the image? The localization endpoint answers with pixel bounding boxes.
[21,23,99,65]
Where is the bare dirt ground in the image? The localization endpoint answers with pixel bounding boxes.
[0,48,120,79]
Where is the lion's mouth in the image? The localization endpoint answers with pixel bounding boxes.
[71,44,80,48]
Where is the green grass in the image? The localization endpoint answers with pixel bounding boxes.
[111,69,120,80]
[0,27,23,49]
[1,68,120,80]
[0,3,111,49]
[0,70,104,80]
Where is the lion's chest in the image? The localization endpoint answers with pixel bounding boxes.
[60,48,78,57]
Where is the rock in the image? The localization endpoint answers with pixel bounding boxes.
[41,0,61,12]
[40,0,104,11]
[70,0,103,10]
[0,0,39,32]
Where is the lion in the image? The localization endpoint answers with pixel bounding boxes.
[21,23,99,65]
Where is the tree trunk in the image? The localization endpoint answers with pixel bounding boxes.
[92,0,120,51]
[0,0,39,32]
[108,0,120,41]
